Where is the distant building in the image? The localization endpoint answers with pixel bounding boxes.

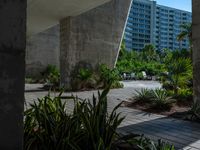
[124,0,192,51]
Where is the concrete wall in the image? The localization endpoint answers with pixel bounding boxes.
[26,25,60,77]
[60,0,132,88]
[0,0,26,149]
[192,0,200,104]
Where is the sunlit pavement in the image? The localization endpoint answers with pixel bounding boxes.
[122,80,162,89]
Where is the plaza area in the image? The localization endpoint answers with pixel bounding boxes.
[25,81,200,150]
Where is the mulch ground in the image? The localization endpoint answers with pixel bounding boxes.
[121,99,197,122]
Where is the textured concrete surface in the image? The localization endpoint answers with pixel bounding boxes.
[0,0,26,149]
[25,82,200,150]
[122,80,162,89]
[26,25,60,77]
[60,0,132,88]
[192,0,200,104]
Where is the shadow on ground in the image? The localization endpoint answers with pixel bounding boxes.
[118,116,200,149]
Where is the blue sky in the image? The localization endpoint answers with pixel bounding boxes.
[155,0,192,12]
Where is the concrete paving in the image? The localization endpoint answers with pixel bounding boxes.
[25,81,200,150]
[122,80,162,89]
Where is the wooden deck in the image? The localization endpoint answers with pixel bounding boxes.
[117,107,200,149]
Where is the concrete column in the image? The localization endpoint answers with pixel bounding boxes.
[192,0,200,104]
[0,0,26,149]
[60,0,132,88]
[26,25,60,78]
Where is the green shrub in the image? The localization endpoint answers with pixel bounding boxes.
[71,64,123,91]
[134,88,176,110]
[117,134,175,150]
[156,140,175,150]
[136,72,144,80]
[165,90,175,97]
[188,102,200,120]
[73,87,124,150]
[131,135,155,149]
[162,81,174,91]
[135,136,175,150]
[99,64,121,87]
[151,89,176,110]
[162,58,192,94]
[25,78,38,84]
[134,88,153,102]
[41,65,60,87]
[77,68,93,81]
[165,88,193,103]
[111,81,124,89]
[71,68,95,90]
[175,88,193,101]
[116,43,165,77]
[24,94,82,150]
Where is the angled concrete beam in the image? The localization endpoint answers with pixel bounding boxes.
[0,0,26,149]
[60,0,132,88]
[27,0,111,35]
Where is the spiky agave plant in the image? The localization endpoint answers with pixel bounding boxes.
[73,85,125,150]
[24,83,125,150]
[134,88,153,102]
[134,136,175,150]
[113,134,175,150]
[151,89,176,110]
[155,140,175,150]
[24,93,84,150]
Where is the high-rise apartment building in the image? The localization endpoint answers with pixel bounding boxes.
[124,0,192,51]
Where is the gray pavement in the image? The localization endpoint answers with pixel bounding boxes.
[25,81,200,150]
[122,80,162,89]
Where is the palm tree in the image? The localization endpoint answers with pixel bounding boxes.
[165,58,192,94]
[141,44,158,62]
[177,23,192,45]
[177,23,192,62]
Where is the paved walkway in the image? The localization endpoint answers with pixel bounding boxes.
[25,81,200,150]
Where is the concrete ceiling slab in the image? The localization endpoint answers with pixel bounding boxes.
[27,0,111,36]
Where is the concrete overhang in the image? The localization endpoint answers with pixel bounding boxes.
[27,0,111,36]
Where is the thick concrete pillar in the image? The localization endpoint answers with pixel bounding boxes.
[192,0,200,104]
[60,0,132,88]
[26,25,60,78]
[0,0,26,149]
